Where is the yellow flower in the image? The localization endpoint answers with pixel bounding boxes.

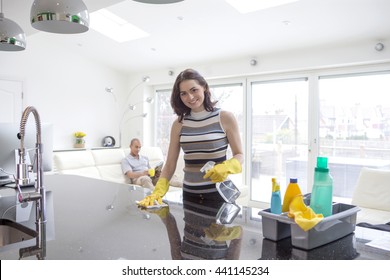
[74,131,86,138]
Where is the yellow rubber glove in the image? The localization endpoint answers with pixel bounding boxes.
[287,195,324,231]
[204,223,242,241]
[203,158,242,183]
[148,168,155,177]
[137,178,169,207]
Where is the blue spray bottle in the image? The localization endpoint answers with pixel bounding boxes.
[270,178,282,214]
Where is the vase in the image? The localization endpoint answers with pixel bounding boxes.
[74,137,85,148]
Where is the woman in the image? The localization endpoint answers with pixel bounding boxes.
[138,68,243,206]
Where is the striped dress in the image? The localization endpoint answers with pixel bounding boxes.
[180,197,228,259]
[180,108,229,196]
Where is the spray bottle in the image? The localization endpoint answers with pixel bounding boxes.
[200,161,241,203]
[270,178,282,214]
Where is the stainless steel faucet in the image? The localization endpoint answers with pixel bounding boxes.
[16,106,46,260]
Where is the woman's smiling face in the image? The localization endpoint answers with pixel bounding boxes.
[179,79,205,112]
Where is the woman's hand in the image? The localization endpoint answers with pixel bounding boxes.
[137,193,163,207]
[203,158,242,183]
[137,178,170,207]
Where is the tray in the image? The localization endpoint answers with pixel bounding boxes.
[258,203,360,250]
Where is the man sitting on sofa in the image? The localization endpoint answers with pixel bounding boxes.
[121,138,162,190]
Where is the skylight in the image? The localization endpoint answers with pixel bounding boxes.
[90,9,149,43]
[225,0,299,14]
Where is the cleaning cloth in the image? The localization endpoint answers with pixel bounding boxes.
[136,200,168,209]
[288,195,324,231]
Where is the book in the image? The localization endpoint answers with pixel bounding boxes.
[154,161,163,173]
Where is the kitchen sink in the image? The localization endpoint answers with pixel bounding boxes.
[0,219,37,248]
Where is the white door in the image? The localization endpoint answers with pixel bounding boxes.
[0,79,23,123]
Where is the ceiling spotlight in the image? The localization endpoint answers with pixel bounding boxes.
[375,42,384,52]
[142,76,150,83]
[105,87,114,93]
[250,58,257,66]
[168,70,175,76]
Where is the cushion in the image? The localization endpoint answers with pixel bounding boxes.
[352,168,390,211]
[169,174,183,188]
[91,148,126,165]
[97,164,129,184]
[53,150,95,171]
[59,167,101,179]
[139,146,165,167]
[356,207,390,224]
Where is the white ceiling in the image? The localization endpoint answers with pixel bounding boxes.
[3,0,390,74]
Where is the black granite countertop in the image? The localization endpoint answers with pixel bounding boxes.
[0,174,389,260]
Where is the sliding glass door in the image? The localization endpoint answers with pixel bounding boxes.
[250,78,309,203]
[318,71,390,198]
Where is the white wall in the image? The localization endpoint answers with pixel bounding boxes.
[0,32,128,150]
[138,39,390,84]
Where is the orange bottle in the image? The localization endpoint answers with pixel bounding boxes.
[282,178,302,212]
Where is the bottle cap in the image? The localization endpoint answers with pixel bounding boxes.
[316,157,329,172]
[317,157,328,168]
[289,178,297,183]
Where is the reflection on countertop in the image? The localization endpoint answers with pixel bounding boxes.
[0,174,389,260]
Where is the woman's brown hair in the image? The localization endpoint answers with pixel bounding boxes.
[170,69,217,122]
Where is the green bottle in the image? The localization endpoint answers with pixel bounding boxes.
[310,157,333,217]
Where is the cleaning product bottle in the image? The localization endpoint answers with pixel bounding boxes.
[282,178,301,212]
[200,161,241,203]
[310,156,333,217]
[270,178,282,214]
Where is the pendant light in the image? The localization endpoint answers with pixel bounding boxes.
[30,0,90,34]
[0,0,26,51]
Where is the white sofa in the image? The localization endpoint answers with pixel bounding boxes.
[52,147,184,190]
[351,167,390,225]
[52,147,249,204]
